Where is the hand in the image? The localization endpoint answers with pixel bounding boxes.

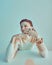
[36,38,43,45]
[30,37,37,43]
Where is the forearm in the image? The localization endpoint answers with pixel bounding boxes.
[36,38,48,57]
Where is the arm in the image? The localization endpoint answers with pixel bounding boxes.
[6,35,20,62]
[36,38,48,58]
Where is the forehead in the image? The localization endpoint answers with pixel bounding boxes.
[20,21,31,26]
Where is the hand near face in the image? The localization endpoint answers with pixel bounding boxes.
[36,38,43,45]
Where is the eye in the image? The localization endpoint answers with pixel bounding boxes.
[24,25,27,27]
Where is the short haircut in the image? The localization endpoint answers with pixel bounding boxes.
[20,19,33,27]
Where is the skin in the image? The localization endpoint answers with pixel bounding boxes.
[20,21,33,34]
[6,21,44,62]
[20,21,48,58]
[20,21,45,55]
[20,21,43,44]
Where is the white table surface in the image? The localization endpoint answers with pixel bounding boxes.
[0,50,52,65]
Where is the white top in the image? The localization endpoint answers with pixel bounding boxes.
[16,33,34,50]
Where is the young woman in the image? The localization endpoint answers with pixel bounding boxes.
[6,19,48,62]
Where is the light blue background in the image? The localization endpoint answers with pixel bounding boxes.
[0,0,52,53]
[0,0,52,65]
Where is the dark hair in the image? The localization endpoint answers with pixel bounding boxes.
[20,19,33,27]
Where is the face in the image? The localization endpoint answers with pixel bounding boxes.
[20,21,32,34]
